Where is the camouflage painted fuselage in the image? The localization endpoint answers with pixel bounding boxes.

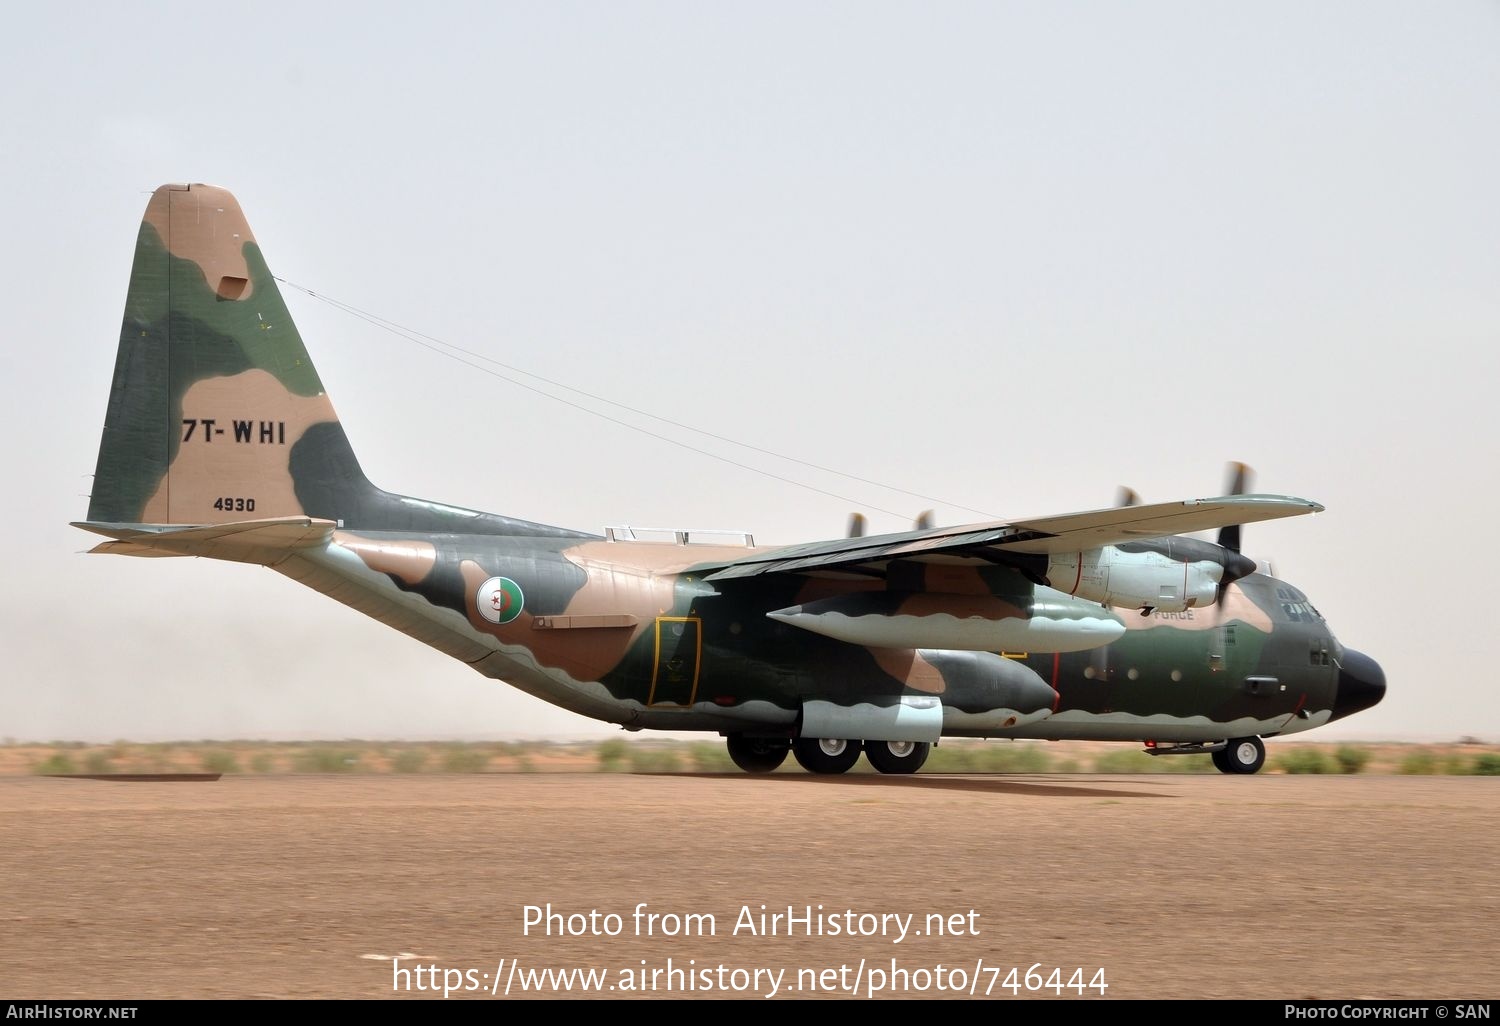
[280,526,1345,743]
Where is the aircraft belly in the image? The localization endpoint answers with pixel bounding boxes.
[998,708,1334,742]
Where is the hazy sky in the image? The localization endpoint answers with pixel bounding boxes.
[3,2,1496,742]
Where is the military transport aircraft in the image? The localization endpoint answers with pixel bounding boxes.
[74,184,1386,775]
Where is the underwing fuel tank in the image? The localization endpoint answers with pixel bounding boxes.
[767,590,1123,653]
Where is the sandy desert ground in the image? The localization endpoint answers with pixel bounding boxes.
[2,773,1496,1000]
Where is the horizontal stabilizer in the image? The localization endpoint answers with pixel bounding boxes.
[72,517,336,560]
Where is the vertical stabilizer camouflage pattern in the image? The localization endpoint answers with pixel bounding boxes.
[89,184,345,525]
[77,185,1385,775]
[87,184,587,540]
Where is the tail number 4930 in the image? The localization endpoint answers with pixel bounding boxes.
[214,497,257,513]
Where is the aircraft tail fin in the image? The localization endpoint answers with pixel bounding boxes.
[86,183,371,528]
[84,183,598,544]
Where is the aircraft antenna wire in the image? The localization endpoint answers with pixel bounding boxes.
[277,277,999,523]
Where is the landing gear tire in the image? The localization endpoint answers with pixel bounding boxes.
[726,735,790,774]
[792,737,863,774]
[865,739,931,775]
[1213,736,1265,775]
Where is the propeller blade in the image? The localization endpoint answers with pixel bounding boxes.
[847,513,867,539]
[1216,462,1255,553]
[1115,486,1140,508]
[913,510,934,531]
[1214,462,1258,617]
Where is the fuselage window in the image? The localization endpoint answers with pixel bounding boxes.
[1309,639,1331,666]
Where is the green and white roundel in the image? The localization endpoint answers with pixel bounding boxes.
[476,576,525,625]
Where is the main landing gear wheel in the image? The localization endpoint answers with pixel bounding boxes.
[864,740,931,775]
[1212,736,1266,775]
[726,735,790,774]
[792,737,863,774]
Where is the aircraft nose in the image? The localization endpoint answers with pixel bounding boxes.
[1331,648,1386,721]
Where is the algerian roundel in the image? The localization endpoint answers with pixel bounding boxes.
[476,576,525,624]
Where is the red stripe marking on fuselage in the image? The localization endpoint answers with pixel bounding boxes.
[1280,692,1308,732]
[1051,652,1061,712]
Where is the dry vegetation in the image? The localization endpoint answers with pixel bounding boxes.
[4,737,1497,777]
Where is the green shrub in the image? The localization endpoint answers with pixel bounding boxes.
[441,746,489,773]
[596,738,629,772]
[32,752,75,775]
[515,754,537,773]
[145,744,177,771]
[1473,753,1500,776]
[1334,745,1372,774]
[294,747,361,773]
[628,748,682,773]
[83,750,115,774]
[392,749,429,773]
[978,743,1053,773]
[1399,748,1437,775]
[688,742,734,772]
[1440,754,1473,776]
[1276,748,1336,774]
[1160,753,1213,773]
[923,745,980,772]
[249,753,275,774]
[200,750,239,774]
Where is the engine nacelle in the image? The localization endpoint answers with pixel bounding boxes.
[1046,546,1222,612]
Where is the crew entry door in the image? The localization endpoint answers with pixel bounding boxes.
[649,616,701,706]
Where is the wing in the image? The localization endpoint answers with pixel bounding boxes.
[703,494,1321,581]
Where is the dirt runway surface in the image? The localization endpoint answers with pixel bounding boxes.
[3,773,1496,1000]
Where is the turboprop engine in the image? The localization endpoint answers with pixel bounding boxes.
[1014,537,1257,613]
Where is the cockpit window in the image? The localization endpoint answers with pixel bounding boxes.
[1280,600,1323,623]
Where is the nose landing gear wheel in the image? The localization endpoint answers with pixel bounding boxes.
[864,739,931,774]
[1212,736,1265,775]
[792,737,863,774]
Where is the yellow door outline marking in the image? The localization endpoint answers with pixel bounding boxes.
[648,616,702,706]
